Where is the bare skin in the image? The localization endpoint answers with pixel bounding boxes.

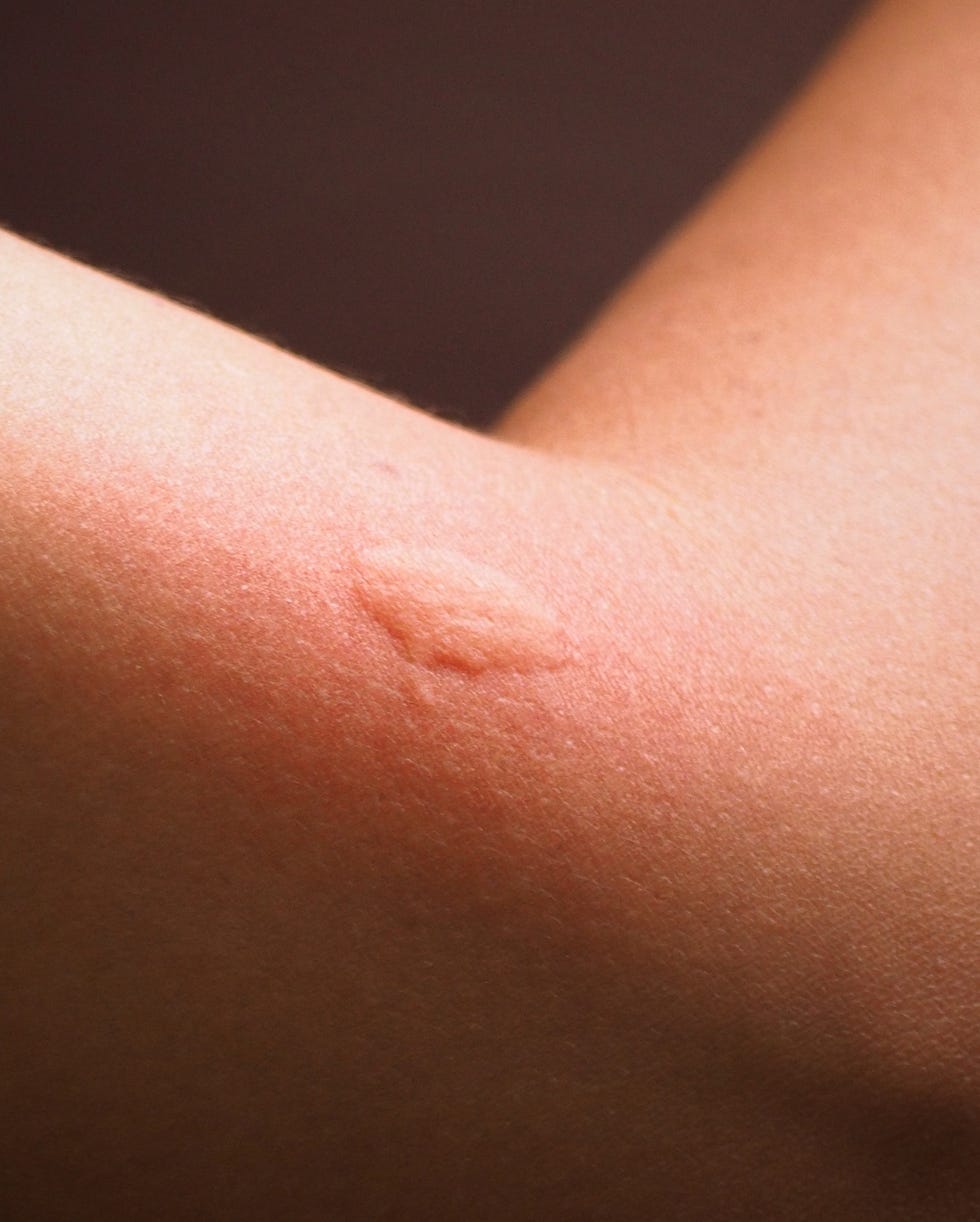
[1,1,978,1218]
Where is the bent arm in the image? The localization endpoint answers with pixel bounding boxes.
[2,35,979,1202]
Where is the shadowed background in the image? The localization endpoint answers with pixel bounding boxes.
[0,0,861,427]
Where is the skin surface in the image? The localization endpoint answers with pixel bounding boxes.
[1,1,978,1218]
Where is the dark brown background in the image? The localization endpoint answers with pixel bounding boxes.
[1,1,861,427]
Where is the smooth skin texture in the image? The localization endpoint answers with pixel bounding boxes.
[1,0,978,1218]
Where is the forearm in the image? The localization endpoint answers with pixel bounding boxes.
[498,0,980,495]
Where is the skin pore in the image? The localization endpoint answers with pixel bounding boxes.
[1,1,978,1218]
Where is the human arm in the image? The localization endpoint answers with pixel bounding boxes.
[3,0,980,1214]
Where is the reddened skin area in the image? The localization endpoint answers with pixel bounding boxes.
[352,545,572,673]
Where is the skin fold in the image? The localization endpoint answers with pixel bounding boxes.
[1,0,978,1217]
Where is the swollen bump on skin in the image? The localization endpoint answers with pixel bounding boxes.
[353,545,570,674]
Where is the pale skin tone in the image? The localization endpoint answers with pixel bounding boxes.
[1,0,978,1216]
